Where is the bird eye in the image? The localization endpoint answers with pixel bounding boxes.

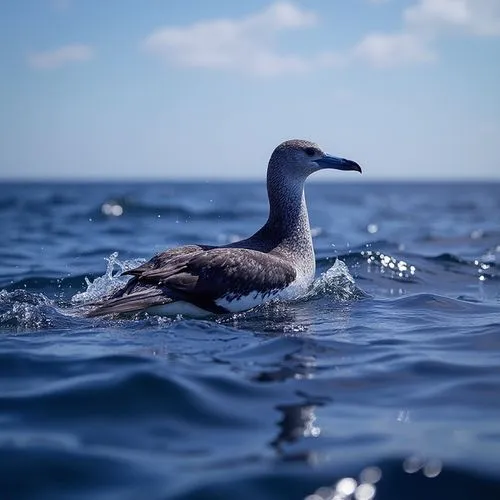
[304,147,316,157]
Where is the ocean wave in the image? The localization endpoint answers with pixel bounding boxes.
[3,275,90,294]
[89,198,263,221]
[426,252,498,271]
[0,442,497,499]
[388,293,500,312]
[325,248,499,287]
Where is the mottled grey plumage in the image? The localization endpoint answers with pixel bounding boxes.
[86,140,361,317]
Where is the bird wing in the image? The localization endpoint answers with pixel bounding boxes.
[140,247,296,299]
[122,244,215,278]
[86,246,296,317]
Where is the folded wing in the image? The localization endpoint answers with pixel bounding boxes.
[86,245,296,317]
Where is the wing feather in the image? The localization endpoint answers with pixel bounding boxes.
[85,288,172,317]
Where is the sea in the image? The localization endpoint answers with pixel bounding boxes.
[0,181,499,500]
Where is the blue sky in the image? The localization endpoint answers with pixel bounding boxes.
[1,0,499,180]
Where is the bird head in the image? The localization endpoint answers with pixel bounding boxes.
[269,139,362,181]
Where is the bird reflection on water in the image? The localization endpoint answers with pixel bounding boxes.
[272,402,323,463]
[250,333,325,463]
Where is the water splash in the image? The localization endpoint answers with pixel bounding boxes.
[0,290,56,331]
[71,252,145,305]
[481,244,500,268]
[307,259,365,301]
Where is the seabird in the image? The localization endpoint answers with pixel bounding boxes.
[86,140,361,318]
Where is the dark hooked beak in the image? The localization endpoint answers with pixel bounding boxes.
[316,153,362,173]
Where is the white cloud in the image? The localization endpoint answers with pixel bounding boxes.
[355,0,500,67]
[405,0,500,37]
[143,2,316,76]
[352,32,435,67]
[143,0,500,75]
[28,44,94,69]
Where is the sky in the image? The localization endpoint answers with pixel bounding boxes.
[1,0,499,180]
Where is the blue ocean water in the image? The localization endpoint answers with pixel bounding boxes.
[1,181,499,500]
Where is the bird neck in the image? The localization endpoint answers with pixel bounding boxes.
[263,172,313,256]
[237,168,316,281]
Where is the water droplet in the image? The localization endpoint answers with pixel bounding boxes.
[423,459,442,478]
[336,477,357,496]
[403,455,424,473]
[354,483,376,500]
[359,466,382,484]
[101,202,123,217]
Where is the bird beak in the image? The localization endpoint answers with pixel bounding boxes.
[316,153,362,173]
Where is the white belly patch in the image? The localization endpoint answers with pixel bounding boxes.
[216,277,310,313]
[145,276,312,317]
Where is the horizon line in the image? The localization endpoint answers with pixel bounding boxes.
[1,177,499,184]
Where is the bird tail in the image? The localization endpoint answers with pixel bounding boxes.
[84,289,172,317]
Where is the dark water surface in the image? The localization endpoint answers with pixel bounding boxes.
[1,181,499,499]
